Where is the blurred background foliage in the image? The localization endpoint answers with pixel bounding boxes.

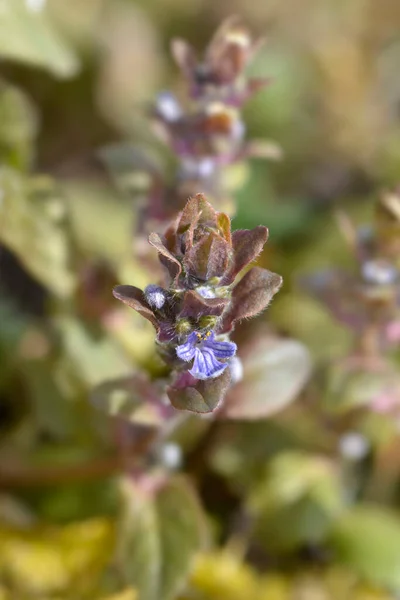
[1,0,400,598]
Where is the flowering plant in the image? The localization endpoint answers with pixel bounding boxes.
[113,193,282,413]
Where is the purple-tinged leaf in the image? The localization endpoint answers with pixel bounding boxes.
[185,232,230,280]
[219,336,312,419]
[148,232,182,282]
[221,226,269,284]
[180,290,229,319]
[179,194,218,232]
[168,368,231,413]
[219,267,282,333]
[183,211,201,253]
[113,285,158,329]
[206,235,231,279]
[162,215,180,252]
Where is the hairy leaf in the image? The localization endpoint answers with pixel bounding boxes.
[117,476,206,600]
[220,267,282,333]
[168,369,231,413]
[220,336,312,419]
[113,285,158,329]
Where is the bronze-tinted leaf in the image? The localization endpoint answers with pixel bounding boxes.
[178,194,217,232]
[148,232,182,282]
[221,226,269,284]
[220,267,282,333]
[163,215,180,254]
[112,285,158,329]
[184,235,213,280]
[182,210,201,253]
[168,369,231,413]
[207,235,231,279]
[180,290,229,319]
[185,233,230,280]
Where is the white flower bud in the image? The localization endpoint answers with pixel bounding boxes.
[156,92,182,123]
[158,442,182,470]
[339,432,370,461]
[144,285,167,309]
[229,356,243,385]
[362,259,397,286]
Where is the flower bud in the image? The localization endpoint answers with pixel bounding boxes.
[198,315,219,329]
[175,318,192,337]
[144,284,167,309]
[229,356,244,385]
[362,259,397,286]
[155,91,182,123]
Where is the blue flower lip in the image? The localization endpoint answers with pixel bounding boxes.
[176,330,237,380]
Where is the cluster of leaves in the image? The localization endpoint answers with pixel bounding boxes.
[1,2,400,600]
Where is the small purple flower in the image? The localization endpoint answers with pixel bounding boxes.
[176,330,237,380]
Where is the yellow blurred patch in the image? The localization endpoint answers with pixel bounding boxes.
[0,518,114,597]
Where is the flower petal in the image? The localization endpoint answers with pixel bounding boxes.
[176,332,197,361]
[203,332,237,358]
[189,347,227,380]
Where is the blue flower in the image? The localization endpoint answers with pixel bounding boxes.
[176,330,237,380]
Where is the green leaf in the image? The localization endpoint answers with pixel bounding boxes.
[0,168,75,297]
[117,476,207,600]
[56,317,133,387]
[327,364,400,411]
[91,374,168,427]
[220,336,312,419]
[0,295,29,386]
[0,0,79,77]
[329,506,400,590]
[168,369,232,414]
[0,80,37,170]
[247,452,343,552]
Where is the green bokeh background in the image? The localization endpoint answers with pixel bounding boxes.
[1,1,400,598]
